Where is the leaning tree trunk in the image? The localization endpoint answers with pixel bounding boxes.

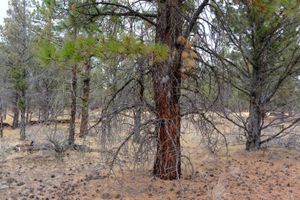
[69,65,77,145]
[12,94,19,129]
[152,0,183,180]
[79,59,91,138]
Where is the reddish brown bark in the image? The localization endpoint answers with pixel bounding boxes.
[152,0,183,180]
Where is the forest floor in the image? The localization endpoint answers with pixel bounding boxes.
[0,121,299,200]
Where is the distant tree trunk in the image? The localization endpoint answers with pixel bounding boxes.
[12,94,19,129]
[101,118,112,150]
[25,98,30,124]
[42,86,51,121]
[152,0,183,180]
[133,65,144,143]
[3,107,7,121]
[0,101,3,138]
[79,59,91,138]
[38,107,41,121]
[69,65,77,145]
[0,116,3,138]
[19,90,26,141]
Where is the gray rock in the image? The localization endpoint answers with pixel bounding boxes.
[101,192,112,199]
[0,182,9,190]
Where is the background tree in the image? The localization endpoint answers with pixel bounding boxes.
[0,0,34,140]
[199,0,300,150]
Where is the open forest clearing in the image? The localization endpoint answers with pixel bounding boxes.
[0,0,300,199]
[0,115,300,200]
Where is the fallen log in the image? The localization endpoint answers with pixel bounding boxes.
[28,119,71,125]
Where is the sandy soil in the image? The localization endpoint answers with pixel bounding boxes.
[0,124,299,200]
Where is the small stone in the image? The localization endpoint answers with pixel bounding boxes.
[114,193,121,198]
[17,182,25,186]
[101,192,112,199]
[0,184,9,190]
[6,178,16,184]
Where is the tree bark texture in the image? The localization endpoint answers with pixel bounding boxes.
[79,60,91,138]
[19,90,26,141]
[152,0,183,180]
[0,102,3,138]
[133,64,144,143]
[246,60,267,150]
[12,94,19,129]
[69,65,77,145]
[0,116,3,138]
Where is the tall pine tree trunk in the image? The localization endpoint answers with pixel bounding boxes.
[69,65,77,145]
[246,97,263,150]
[246,65,264,150]
[152,0,183,180]
[25,98,30,124]
[19,90,26,141]
[43,87,51,121]
[12,94,19,129]
[0,100,3,138]
[79,59,91,138]
[0,116,3,138]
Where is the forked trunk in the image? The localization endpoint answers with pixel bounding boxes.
[69,65,77,145]
[152,0,183,180]
[79,60,91,138]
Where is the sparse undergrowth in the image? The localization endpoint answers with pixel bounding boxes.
[0,125,299,200]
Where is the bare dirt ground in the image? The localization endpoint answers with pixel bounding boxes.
[0,123,299,200]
